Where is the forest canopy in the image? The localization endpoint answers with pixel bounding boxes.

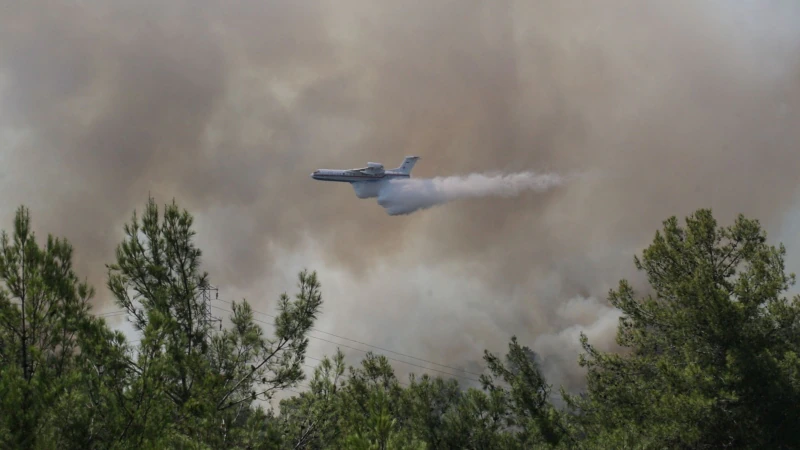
[1,198,798,449]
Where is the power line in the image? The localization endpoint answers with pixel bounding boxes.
[212,297,486,378]
[113,338,408,393]
[99,313,559,399]
[210,304,483,385]
[96,303,486,384]
[97,285,223,326]
[94,292,488,384]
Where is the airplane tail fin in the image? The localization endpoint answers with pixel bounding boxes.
[394,156,420,175]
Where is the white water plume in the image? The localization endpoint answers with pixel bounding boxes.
[375,171,568,216]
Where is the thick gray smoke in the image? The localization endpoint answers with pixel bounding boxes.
[2,0,800,397]
[373,171,568,216]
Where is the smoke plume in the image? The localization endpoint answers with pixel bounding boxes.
[1,0,800,397]
[375,171,568,216]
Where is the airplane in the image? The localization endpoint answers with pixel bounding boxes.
[310,156,420,199]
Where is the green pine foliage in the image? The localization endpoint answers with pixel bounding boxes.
[565,210,800,449]
[1,201,797,449]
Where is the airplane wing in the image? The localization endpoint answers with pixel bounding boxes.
[362,162,385,175]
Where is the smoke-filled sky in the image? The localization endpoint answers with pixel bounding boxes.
[2,0,800,394]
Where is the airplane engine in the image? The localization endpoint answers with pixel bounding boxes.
[352,181,385,199]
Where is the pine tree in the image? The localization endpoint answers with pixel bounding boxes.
[569,209,800,448]
[0,206,104,448]
[102,196,324,447]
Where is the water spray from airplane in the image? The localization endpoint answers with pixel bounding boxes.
[311,157,568,216]
[375,171,566,215]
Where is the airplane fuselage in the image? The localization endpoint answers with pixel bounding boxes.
[310,156,420,199]
[310,169,409,183]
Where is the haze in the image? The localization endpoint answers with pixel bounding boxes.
[2,0,799,393]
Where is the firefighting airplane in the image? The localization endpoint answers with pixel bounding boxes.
[310,156,420,199]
